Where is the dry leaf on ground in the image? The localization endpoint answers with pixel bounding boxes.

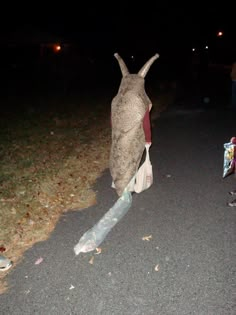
[142,235,152,241]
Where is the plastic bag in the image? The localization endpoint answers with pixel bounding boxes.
[74,190,132,255]
[223,137,236,178]
[134,143,153,193]
[0,255,12,271]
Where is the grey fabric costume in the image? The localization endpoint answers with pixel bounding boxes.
[110,53,159,196]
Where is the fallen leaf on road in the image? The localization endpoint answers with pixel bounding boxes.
[69,285,74,290]
[89,256,94,264]
[142,235,152,241]
[154,264,159,271]
[95,247,102,254]
[35,257,43,265]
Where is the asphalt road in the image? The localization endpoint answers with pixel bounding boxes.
[1,99,236,314]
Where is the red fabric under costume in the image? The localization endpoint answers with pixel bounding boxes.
[143,109,151,143]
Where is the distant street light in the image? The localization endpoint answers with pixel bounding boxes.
[52,44,62,53]
[217,31,223,37]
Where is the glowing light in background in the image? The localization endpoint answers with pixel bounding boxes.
[53,44,62,53]
[217,31,223,37]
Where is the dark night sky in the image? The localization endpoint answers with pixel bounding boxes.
[1,3,235,60]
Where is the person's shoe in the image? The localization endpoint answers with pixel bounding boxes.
[229,189,236,196]
[227,199,236,207]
